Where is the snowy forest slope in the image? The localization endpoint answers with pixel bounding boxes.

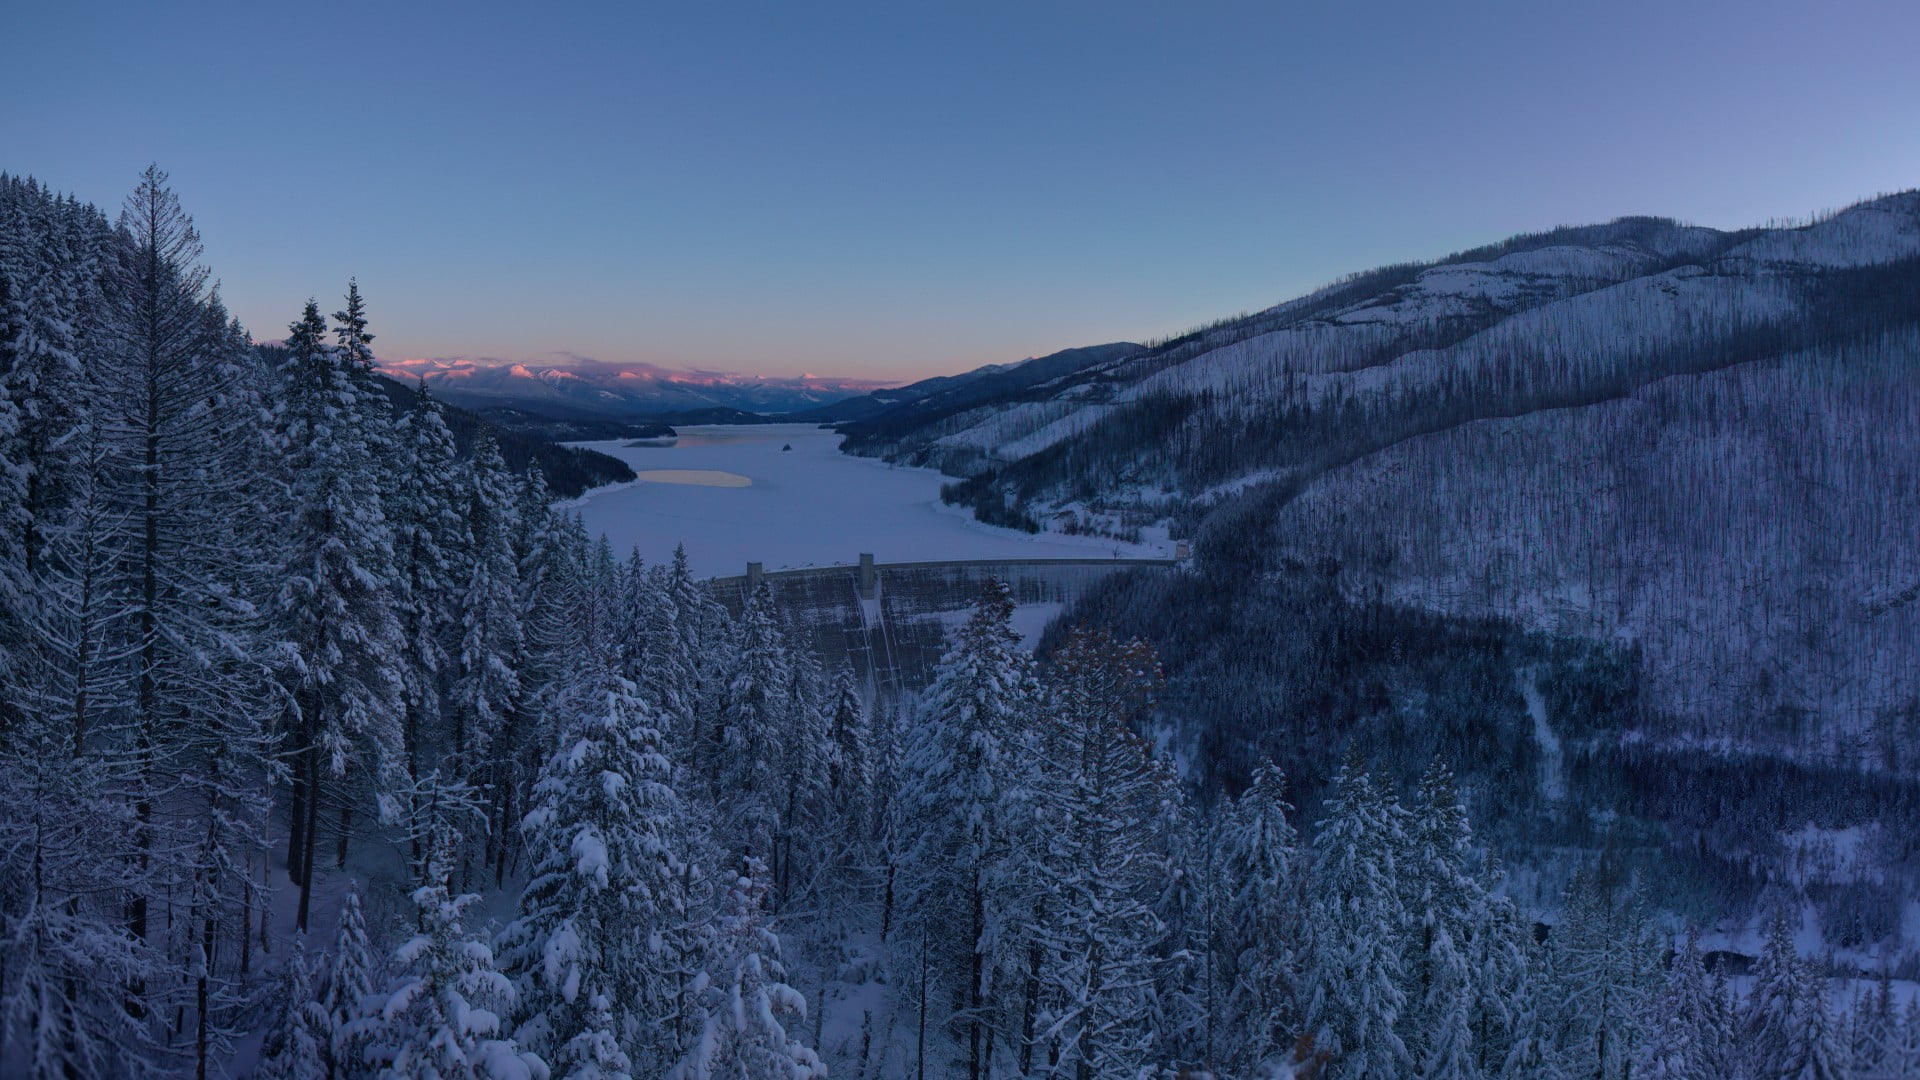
[879,191,1920,932]
[864,192,1920,736]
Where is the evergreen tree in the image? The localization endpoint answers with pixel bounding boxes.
[370,833,544,1079]
[1852,971,1895,1080]
[0,701,154,1077]
[1300,763,1411,1079]
[1465,869,1527,1078]
[272,297,406,930]
[322,889,379,1076]
[499,671,693,1075]
[104,165,279,1043]
[1400,761,1496,1077]
[713,582,789,860]
[502,490,585,883]
[1026,626,1171,1079]
[824,665,874,836]
[896,581,1040,1080]
[387,382,466,797]
[776,630,831,903]
[1499,962,1565,1080]
[1788,975,1848,1080]
[668,858,825,1080]
[1746,914,1808,1075]
[450,436,524,883]
[257,943,329,1080]
[1550,871,1661,1079]
[0,166,275,1079]
[627,557,692,752]
[665,545,729,750]
[1636,932,1711,1079]
[1220,759,1300,1074]
[1893,1000,1920,1078]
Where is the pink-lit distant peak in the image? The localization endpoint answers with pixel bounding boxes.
[373,354,903,391]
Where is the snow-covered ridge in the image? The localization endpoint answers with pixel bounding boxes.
[904,189,1917,479]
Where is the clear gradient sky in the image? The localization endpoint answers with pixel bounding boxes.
[6,1,1918,379]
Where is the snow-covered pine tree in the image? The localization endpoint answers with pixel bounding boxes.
[0,177,99,701]
[776,627,831,904]
[1149,791,1212,1069]
[333,277,396,486]
[1399,761,1496,1077]
[256,943,329,1080]
[1894,999,1920,1078]
[499,670,694,1075]
[668,857,825,1080]
[621,557,681,742]
[1498,945,1563,1080]
[450,435,524,885]
[1025,626,1171,1079]
[612,550,647,671]
[0,185,31,681]
[369,831,544,1079]
[1784,967,1848,1080]
[1852,970,1896,1079]
[272,297,406,931]
[713,582,790,861]
[896,580,1040,1080]
[1548,869,1661,1080]
[1744,914,1807,1074]
[1417,924,1476,1080]
[0,178,164,1078]
[1220,759,1301,1075]
[1464,868,1527,1077]
[322,888,379,1077]
[0,689,155,1076]
[825,665,874,840]
[387,382,467,801]
[500,490,587,883]
[1300,762,1412,1079]
[514,471,579,704]
[579,534,620,673]
[1635,930,1723,1080]
[665,544,730,748]
[93,166,280,1041]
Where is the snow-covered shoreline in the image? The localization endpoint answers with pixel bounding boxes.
[559,423,1169,577]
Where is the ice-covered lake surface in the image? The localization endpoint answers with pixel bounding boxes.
[564,424,1168,579]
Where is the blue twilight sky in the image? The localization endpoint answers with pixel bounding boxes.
[5,1,1919,380]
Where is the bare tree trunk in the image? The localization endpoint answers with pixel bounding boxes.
[1019,936,1042,1075]
[195,908,213,1080]
[239,857,252,976]
[286,723,308,887]
[297,744,320,932]
[917,930,929,1080]
[968,882,984,1080]
[336,800,351,870]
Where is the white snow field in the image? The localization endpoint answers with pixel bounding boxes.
[563,424,1169,578]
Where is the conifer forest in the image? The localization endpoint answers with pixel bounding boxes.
[6,10,1920,1075]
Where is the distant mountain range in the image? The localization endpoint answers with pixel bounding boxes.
[375,356,897,421]
[376,344,1148,435]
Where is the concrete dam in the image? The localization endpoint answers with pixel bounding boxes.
[710,554,1182,700]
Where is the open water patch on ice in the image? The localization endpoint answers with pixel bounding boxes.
[634,469,752,488]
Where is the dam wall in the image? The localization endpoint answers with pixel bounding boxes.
[709,556,1181,699]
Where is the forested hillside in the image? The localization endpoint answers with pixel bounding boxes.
[858,192,1920,947]
[5,167,1916,1079]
